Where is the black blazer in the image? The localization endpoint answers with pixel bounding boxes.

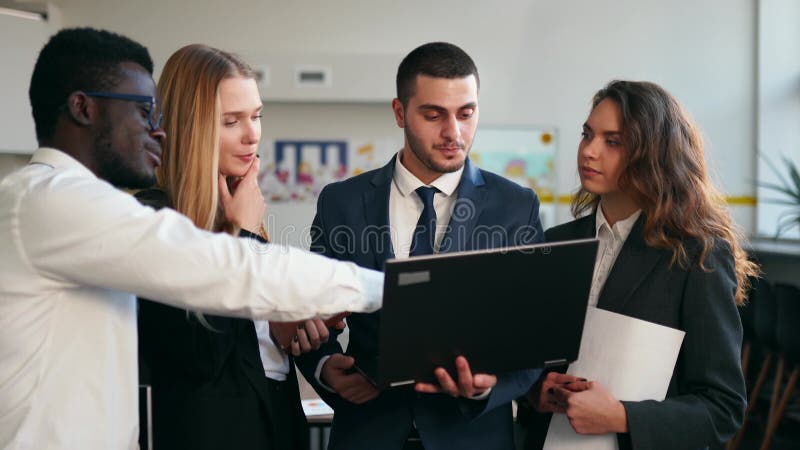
[523,213,746,450]
[136,189,308,450]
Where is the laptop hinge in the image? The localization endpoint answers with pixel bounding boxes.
[543,358,568,368]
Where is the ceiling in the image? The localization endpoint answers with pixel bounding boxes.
[0,0,48,18]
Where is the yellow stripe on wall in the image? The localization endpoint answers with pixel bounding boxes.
[726,196,758,206]
[539,195,757,206]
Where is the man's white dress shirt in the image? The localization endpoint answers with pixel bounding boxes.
[0,148,383,449]
[389,153,463,258]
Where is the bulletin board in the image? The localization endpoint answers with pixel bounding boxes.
[470,126,556,200]
[258,125,557,207]
[258,137,401,202]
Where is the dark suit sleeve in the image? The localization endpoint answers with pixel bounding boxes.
[456,368,542,420]
[509,188,545,246]
[621,245,746,449]
[295,187,348,408]
[525,190,546,245]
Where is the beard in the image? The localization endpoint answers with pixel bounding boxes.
[93,121,156,189]
[404,125,469,174]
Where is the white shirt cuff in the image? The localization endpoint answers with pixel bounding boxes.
[468,387,492,400]
[356,267,384,313]
[314,355,337,393]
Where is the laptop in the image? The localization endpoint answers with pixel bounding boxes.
[353,238,598,388]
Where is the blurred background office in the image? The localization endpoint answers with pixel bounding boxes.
[1,1,798,449]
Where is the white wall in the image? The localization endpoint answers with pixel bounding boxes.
[757,0,800,239]
[1,0,759,240]
[0,3,62,153]
[0,4,62,182]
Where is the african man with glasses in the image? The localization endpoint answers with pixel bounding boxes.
[84,91,163,131]
[0,27,383,450]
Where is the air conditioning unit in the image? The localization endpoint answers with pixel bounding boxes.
[250,53,400,103]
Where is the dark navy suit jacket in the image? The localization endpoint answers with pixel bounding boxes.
[295,156,544,450]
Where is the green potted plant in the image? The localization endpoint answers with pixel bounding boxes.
[759,154,800,238]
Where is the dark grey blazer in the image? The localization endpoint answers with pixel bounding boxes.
[524,213,746,450]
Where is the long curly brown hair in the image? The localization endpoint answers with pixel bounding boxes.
[572,80,759,305]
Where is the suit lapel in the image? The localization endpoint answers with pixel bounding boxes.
[439,158,486,253]
[364,157,396,268]
[568,215,597,241]
[597,214,666,313]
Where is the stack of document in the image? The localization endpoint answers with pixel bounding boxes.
[543,307,685,450]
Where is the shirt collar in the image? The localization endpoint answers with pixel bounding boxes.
[29,147,98,179]
[595,203,642,242]
[393,152,464,198]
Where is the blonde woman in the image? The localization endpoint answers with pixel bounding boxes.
[137,44,331,450]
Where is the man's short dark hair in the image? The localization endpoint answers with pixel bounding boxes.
[396,42,479,106]
[29,27,153,141]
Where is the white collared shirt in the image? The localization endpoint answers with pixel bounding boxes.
[0,148,383,450]
[389,152,463,258]
[587,205,642,307]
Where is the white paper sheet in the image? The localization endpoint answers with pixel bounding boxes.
[301,398,334,417]
[543,306,685,450]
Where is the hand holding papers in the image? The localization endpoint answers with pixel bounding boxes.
[550,381,629,434]
[531,372,589,414]
[543,307,686,450]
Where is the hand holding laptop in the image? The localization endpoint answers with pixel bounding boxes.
[415,356,497,398]
[321,353,380,404]
[377,239,598,389]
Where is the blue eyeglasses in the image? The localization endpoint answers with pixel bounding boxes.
[84,91,163,131]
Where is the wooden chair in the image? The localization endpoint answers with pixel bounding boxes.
[759,283,800,450]
[728,277,776,450]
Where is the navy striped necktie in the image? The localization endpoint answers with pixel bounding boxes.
[410,186,439,256]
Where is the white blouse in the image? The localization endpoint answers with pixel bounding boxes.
[587,205,642,307]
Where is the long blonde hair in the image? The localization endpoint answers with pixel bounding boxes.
[157,45,264,327]
[572,80,759,305]
[156,44,259,234]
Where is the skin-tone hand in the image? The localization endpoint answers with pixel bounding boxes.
[322,312,350,331]
[321,353,380,404]
[269,313,349,356]
[551,381,629,434]
[415,356,496,398]
[529,372,590,413]
[218,157,265,234]
[270,319,326,355]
